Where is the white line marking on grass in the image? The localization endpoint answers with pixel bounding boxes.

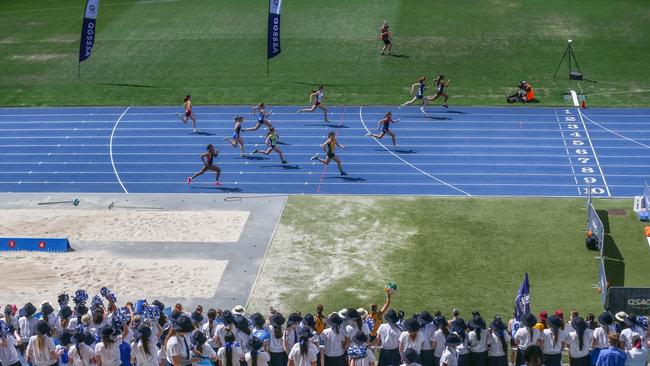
[110,107,130,193]
[581,113,650,149]
[358,106,471,196]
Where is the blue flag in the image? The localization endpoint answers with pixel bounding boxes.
[267,0,282,59]
[78,0,99,63]
[514,272,530,321]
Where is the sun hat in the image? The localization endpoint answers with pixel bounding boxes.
[490,317,506,332]
[173,315,194,333]
[418,311,434,325]
[303,314,316,328]
[547,315,563,329]
[23,303,37,317]
[59,330,73,346]
[100,324,114,338]
[357,308,368,319]
[134,324,152,341]
[75,303,88,317]
[248,336,264,351]
[404,317,421,332]
[251,312,265,327]
[403,348,418,364]
[41,302,54,316]
[468,315,486,330]
[271,313,286,327]
[327,312,343,326]
[192,331,207,345]
[624,314,639,327]
[615,311,627,322]
[598,312,614,326]
[191,311,204,324]
[287,313,303,327]
[338,308,349,319]
[452,317,467,331]
[59,306,73,320]
[384,309,399,324]
[232,305,246,316]
[72,331,87,344]
[346,308,361,320]
[36,320,52,336]
[235,315,250,331]
[571,317,587,332]
[523,313,537,327]
[352,330,368,345]
[446,333,461,346]
[222,310,234,325]
[434,315,448,328]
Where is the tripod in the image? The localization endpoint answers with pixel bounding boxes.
[553,41,583,80]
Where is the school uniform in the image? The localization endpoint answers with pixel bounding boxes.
[19,317,39,343]
[620,327,647,351]
[567,329,593,366]
[217,345,244,366]
[345,323,371,338]
[165,335,193,366]
[486,332,509,366]
[420,324,437,366]
[625,347,648,366]
[69,343,94,366]
[96,337,123,366]
[593,326,616,350]
[320,327,346,366]
[196,344,217,362]
[467,330,490,366]
[246,351,271,366]
[215,324,238,347]
[349,349,375,366]
[237,331,251,354]
[201,321,219,351]
[26,335,57,366]
[0,335,22,366]
[514,327,541,366]
[377,324,401,366]
[541,329,566,366]
[267,327,287,366]
[454,336,469,366]
[284,327,302,354]
[131,340,158,366]
[399,331,426,354]
[432,330,448,366]
[440,346,458,366]
[287,343,319,366]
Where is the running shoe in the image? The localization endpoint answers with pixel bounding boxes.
[443,104,449,108]
[282,160,288,164]
[186,177,192,184]
[420,106,426,113]
[398,104,403,109]
[251,149,258,155]
[341,171,348,176]
[365,132,372,136]
[222,137,230,141]
[193,128,197,133]
[175,112,181,117]
[215,181,222,186]
[310,154,319,160]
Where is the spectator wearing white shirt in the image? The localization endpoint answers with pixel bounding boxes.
[165,316,196,366]
[285,314,304,355]
[625,336,648,366]
[192,330,217,363]
[202,309,219,353]
[467,314,490,366]
[440,334,461,366]
[58,307,73,334]
[19,303,39,345]
[3,306,19,332]
[322,313,347,366]
[288,329,318,366]
[514,313,541,366]
[26,320,57,366]
[432,316,451,366]
[344,310,371,339]
[0,320,23,366]
[541,315,566,366]
[347,331,375,366]
[95,325,124,366]
[69,332,95,366]
[268,313,288,366]
[400,318,425,363]
[376,310,403,366]
[130,324,158,366]
[567,317,593,366]
[450,318,469,366]
[620,315,647,351]
[486,318,509,366]
[401,348,422,366]
[246,337,271,366]
[216,311,238,349]
[592,312,617,363]
[57,331,74,366]
[235,315,252,355]
[217,332,245,366]
[418,312,436,366]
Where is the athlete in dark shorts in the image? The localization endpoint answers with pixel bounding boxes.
[251,127,287,164]
[399,77,429,113]
[367,111,399,146]
[427,74,451,108]
[310,131,346,176]
[187,144,221,186]
[380,21,392,55]
[298,85,330,122]
[244,102,273,131]
[176,95,198,133]
[224,116,245,157]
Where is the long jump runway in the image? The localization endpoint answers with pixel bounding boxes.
[0,105,648,198]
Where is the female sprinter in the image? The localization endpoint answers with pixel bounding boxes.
[298,86,330,122]
[251,127,287,164]
[224,116,246,157]
[427,75,451,108]
[310,131,346,176]
[379,22,392,56]
[245,103,273,132]
[399,77,428,113]
[176,95,198,133]
[187,144,221,186]
[366,111,399,146]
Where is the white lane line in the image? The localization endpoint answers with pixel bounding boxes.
[2,171,648,177]
[581,112,650,149]
[575,108,611,197]
[359,106,471,196]
[110,107,130,193]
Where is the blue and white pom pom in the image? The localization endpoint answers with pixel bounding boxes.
[58,293,70,308]
[0,320,11,335]
[143,305,161,323]
[100,287,117,304]
[91,295,104,310]
[73,290,88,305]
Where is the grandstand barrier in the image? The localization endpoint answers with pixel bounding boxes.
[1,237,70,253]
[606,287,650,315]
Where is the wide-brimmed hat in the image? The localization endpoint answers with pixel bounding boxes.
[598,312,613,326]
[384,309,399,324]
[403,348,418,364]
[615,311,627,322]
[191,311,204,324]
[547,315,563,329]
[173,315,194,333]
[446,333,461,346]
[100,324,114,337]
[235,315,250,331]
[72,331,88,344]
[338,308,349,319]
[327,312,343,326]
[418,311,434,325]
[490,317,506,332]
[75,303,88,316]
[352,330,368,345]
[452,317,467,331]
[624,314,638,327]
[192,331,207,345]
[571,317,587,331]
[345,308,360,320]
[287,313,303,327]
[232,305,246,316]
[357,308,368,319]
[59,330,73,346]
[303,314,316,328]
[222,310,234,325]
[36,320,51,336]
[434,315,448,328]
[135,324,152,340]
[251,313,265,327]
[23,303,37,317]
[249,336,264,351]
[404,317,421,332]
[41,302,54,316]
[523,313,537,327]
[270,313,285,327]
[59,306,73,320]
[468,315,486,330]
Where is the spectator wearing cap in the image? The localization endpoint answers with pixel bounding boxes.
[165,315,196,366]
[19,302,39,343]
[440,334,461,366]
[369,291,393,343]
[217,331,245,366]
[619,315,647,351]
[467,313,489,366]
[347,331,375,366]
[514,313,541,366]
[401,348,421,366]
[432,316,450,366]
[595,334,626,366]
[400,317,425,363]
[376,310,402,366]
[285,313,304,354]
[26,320,57,366]
[345,309,371,339]
[202,309,220,353]
[451,317,469,366]
[321,312,346,366]
[288,328,318,366]
[553,311,565,330]
[131,324,158,366]
[541,315,566,366]
[567,317,593,366]
[69,331,95,366]
[533,312,547,332]
[0,319,23,366]
[268,313,288,366]
[593,312,617,361]
[215,311,237,349]
[246,336,271,366]
[486,317,509,366]
[625,336,647,366]
[417,312,436,366]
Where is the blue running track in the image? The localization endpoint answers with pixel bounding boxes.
[0,105,648,197]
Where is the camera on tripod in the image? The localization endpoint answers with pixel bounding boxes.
[554,39,583,81]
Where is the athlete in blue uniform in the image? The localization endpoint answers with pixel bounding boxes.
[399,77,429,113]
[366,111,399,146]
[244,103,273,132]
[427,74,451,108]
[223,116,245,157]
[187,144,221,186]
[298,86,330,122]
